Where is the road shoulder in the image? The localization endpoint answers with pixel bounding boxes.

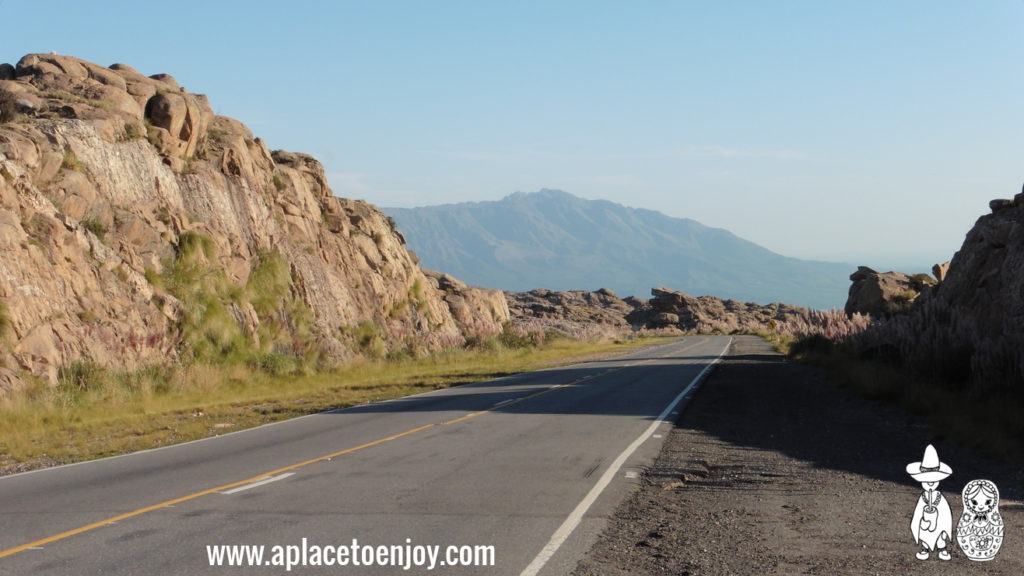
[573,335,1023,575]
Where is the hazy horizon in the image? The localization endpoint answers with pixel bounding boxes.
[388,188,959,274]
[5,1,1020,273]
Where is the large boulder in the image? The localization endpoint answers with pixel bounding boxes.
[144,91,211,159]
[845,267,935,317]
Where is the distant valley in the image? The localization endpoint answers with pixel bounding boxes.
[387,190,852,310]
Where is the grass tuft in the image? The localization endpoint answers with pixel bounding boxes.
[80,217,107,239]
[61,148,85,172]
[271,172,286,192]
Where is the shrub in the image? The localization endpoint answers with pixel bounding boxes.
[254,352,298,376]
[0,91,17,123]
[124,122,143,140]
[80,217,107,239]
[786,333,834,358]
[497,322,540,349]
[0,301,11,338]
[59,360,109,392]
[246,251,291,317]
[272,172,286,191]
[61,148,85,172]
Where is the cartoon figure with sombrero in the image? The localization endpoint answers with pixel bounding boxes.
[908,444,954,560]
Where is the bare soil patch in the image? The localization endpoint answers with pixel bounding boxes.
[574,335,1024,575]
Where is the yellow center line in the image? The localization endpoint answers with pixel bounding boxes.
[0,337,710,559]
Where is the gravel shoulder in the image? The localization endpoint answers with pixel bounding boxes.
[573,335,1024,575]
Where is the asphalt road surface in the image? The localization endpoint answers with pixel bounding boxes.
[0,335,731,575]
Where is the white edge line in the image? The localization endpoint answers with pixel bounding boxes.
[518,336,731,576]
[220,472,295,495]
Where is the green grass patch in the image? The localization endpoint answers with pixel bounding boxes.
[147,234,315,368]
[0,336,669,474]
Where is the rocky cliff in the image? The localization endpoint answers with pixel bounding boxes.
[0,53,508,391]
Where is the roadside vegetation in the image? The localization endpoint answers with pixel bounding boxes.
[0,328,664,475]
[768,307,1024,467]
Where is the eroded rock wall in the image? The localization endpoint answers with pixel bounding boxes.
[0,53,507,391]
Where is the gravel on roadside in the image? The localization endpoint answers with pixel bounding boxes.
[573,335,1023,575]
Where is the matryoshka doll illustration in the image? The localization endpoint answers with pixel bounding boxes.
[957,479,1004,561]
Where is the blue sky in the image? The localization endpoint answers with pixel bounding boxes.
[3,1,1022,271]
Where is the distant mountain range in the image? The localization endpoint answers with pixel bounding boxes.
[385,190,852,309]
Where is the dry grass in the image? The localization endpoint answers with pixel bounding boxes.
[765,299,1024,466]
[789,345,1024,468]
[0,337,666,475]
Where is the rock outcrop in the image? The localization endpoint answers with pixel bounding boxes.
[845,266,936,317]
[0,53,507,391]
[506,288,642,328]
[921,191,1024,381]
[642,287,810,333]
[845,191,1024,388]
[424,270,510,339]
[507,286,813,335]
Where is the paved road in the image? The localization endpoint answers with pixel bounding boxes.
[0,336,731,575]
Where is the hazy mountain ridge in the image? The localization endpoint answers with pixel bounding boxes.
[387,190,851,309]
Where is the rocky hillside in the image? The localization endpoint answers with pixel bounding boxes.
[386,189,852,310]
[0,53,508,391]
